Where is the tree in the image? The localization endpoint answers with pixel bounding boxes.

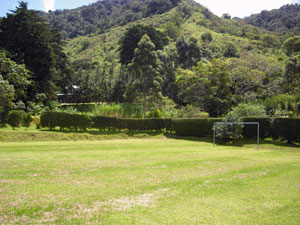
[157,47,179,103]
[119,25,168,65]
[201,32,213,42]
[176,58,233,117]
[0,2,72,103]
[0,75,15,123]
[176,36,202,69]
[0,51,31,105]
[125,35,163,116]
[223,42,239,58]
[222,13,231,19]
[281,36,300,56]
[215,103,266,139]
[283,54,300,95]
[7,110,25,130]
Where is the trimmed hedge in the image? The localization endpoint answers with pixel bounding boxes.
[242,117,272,140]
[40,112,300,144]
[173,118,221,137]
[92,116,118,131]
[42,112,171,132]
[272,118,300,143]
[92,117,171,132]
[120,118,172,131]
[40,111,91,131]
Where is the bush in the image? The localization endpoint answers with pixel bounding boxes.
[7,110,25,129]
[173,118,221,137]
[272,118,300,143]
[215,103,267,139]
[22,113,32,129]
[201,32,213,42]
[242,117,272,139]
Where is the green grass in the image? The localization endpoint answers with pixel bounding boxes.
[0,125,165,142]
[0,137,299,224]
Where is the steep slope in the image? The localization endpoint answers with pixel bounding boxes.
[244,4,300,35]
[65,0,284,68]
[41,0,181,38]
[60,0,288,106]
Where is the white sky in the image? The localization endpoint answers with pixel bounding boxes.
[196,0,300,18]
[43,0,55,12]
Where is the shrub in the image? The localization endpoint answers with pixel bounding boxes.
[173,118,221,137]
[272,118,300,143]
[22,113,32,129]
[242,117,272,139]
[7,110,25,129]
[215,103,266,139]
[201,32,213,42]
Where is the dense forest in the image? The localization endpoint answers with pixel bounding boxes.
[41,0,182,39]
[1,0,300,122]
[244,4,300,35]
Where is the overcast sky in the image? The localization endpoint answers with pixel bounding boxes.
[0,0,299,18]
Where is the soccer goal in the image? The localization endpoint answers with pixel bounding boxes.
[213,122,260,150]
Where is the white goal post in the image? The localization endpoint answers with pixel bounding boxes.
[213,122,260,150]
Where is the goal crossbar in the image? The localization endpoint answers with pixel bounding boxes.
[213,122,260,150]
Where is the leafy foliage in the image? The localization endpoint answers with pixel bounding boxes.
[126,35,163,115]
[0,2,72,104]
[41,0,181,39]
[0,51,31,105]
[0,75,15,122]
[215,103,266,139]
[119,24,168,65]
[244,4,300,35]
[7,110,26,129]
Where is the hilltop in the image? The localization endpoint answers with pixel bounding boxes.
[41,0,181,39]
[244,4,300,35]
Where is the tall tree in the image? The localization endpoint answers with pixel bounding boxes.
[283,54,300,95]
[0,51,31,105]
[176,58,233,117]
[0,75,15,122]
[125,35,163,116]
[119,25,168,66]
[176,36,202,69]
[0,2,72,103]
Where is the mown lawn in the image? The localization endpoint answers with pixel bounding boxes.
[0,138,299,224]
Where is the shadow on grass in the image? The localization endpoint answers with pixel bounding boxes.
[40,128,165,137]
[36,129,300,149]
[164,133,300,149]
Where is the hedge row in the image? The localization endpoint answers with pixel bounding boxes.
[173,117,300,143]
[242,117,272,139]
[173,118,222,137]
[40,112,300,143]
[40,111,91,131]
[272,118,300,143]
[41,112,172,132]
[92,116,172,131]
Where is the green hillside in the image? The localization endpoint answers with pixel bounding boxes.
[62,0,291,115]
[1,0,299,120]
[41,0,181,39]
[244,4,300,35]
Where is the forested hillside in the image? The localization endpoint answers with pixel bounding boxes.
[41,0,181,38]
[1,0,299,121]
[244,4,300,35]
[61,0,299,116]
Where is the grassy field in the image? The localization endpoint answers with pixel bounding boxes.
[0,137,299,224]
